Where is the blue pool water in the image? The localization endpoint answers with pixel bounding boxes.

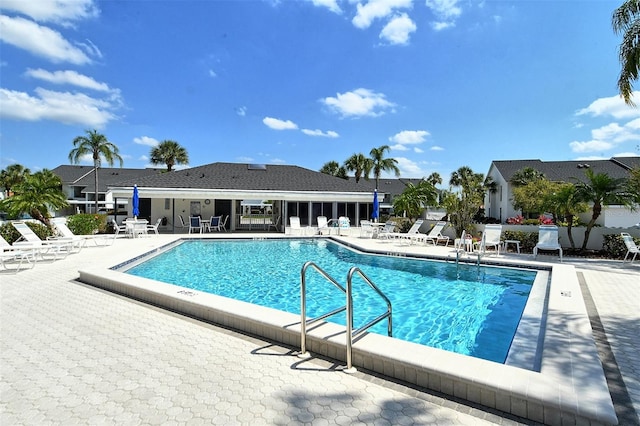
[125,239,536,363]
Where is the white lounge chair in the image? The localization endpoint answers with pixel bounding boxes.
[221,215,229,231]
[386,219,423,242]
[289,216,307,235]
[411,221,450,246]
[11,221,72,259]
[317,216,330,235]
[178,215,188,230]
[188,216,203,234]
[269,215,280,232]
[621,232,639,262]
[376,221,397,240]
[475,224,502,255]
[533,225,563,262]
[51,217,114,246]
[0,235,36,271]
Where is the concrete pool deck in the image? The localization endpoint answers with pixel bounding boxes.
[1,233,638,425]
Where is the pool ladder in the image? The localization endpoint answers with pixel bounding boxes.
[299,261,392,372]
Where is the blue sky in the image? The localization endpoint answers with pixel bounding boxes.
[1,0,639,183]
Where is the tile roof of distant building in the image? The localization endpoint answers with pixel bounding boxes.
[491,157,639,183]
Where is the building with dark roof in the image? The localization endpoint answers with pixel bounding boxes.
[51,165,163,215]
[106,162,384,232]
[485,157,640,226]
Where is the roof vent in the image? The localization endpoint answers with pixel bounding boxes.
[200,173,205,178]
[584,163,590,168]
[577,164,583,168]
[248,164,266,170]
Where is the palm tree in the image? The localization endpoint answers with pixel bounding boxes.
[547,183,588,249]
[69,130,123,213]
[425,172,442,186]
[574,169,634,250]
[612,0,640,106]
[319,161,348,179]
[343,153,371,183]
[510,167,545,187]
[446,166,488,236]
[150,140,189,172]
[369,145,400,189]
[392,180,438,220]
[0,164,31,197]
[0,169,68,226]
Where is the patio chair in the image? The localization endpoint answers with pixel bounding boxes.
[146,218,162,235]
[376,221,397,240]
[621,232,639,262]
[269,215,280,232]
[359,220,376,238]
[386,219,424,241]
[533,225,563,262]
[338,216,350,236]
[221,215,229,231]
[474,224,502,255]
[289,216,306,235]
[178,215,188,229]
[206,216,222,232]
[51,217,114,246]
[411,221,449,246]
[10,221,72,259]
[188,216,203,234]
[317,216,330,235]
[0,235,37,271]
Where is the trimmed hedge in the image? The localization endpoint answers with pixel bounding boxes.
[66,214,107,235]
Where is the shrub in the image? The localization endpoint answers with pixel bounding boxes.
[502,230,539,253]
[66,214,107,235]
[603,234,639,259]
[0,221,54,245]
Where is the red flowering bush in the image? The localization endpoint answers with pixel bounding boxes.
[507,215,524,225]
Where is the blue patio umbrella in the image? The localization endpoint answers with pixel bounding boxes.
[132,185,140,218]
[372,189,379,222]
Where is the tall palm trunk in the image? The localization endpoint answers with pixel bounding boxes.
[581,202,602,251]
[94,157,99,213]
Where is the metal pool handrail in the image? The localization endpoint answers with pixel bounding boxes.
[346,267,392,370]
[299,261,393,371]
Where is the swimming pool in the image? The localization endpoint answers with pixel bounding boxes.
[124,239,536,363]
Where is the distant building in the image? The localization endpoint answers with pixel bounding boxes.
[485,157,640,227]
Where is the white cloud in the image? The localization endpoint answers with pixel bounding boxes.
[394,157,429,178]
[591,120,640,144]
[425,0,462,30]
[380,13,416,45]
[430,145,444,151]
[0,87,117,127]
[322,88,396,118]
[0,15,92,64]
[24,68,111,92]
[270,158,287,164]
[0,0,99,26]
[301,128,339,137]
[352,0,413,29]
[133,136,159,147]
[389,129,429,144]
[576,92,640,120]
[263,116,298,130]
[236,156,254,162]
[569,140,614,153]
[390,143,409,151]
[613,151,640,157]
[236,106,247,116]
[310,0,342,14]
[414,147,424,153]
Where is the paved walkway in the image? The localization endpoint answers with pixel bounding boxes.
[1,235,638,425]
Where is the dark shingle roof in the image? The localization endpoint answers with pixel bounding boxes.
[491,157,639,184]
[51,165,164,192]
[111,163,375,193]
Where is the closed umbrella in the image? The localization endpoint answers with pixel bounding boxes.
[372,189,379,222]
[132,185,140,219]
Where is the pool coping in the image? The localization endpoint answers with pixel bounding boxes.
[77,236,617,425]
